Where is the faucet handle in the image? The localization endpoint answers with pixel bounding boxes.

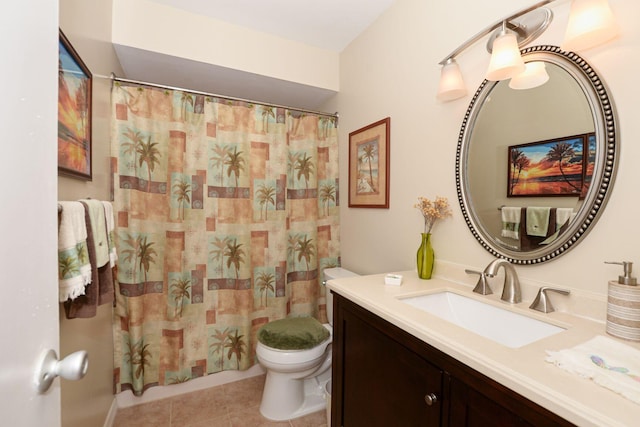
[465,269,493,295]
[529,286,570,313]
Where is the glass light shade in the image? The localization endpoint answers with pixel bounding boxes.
[509,61,549,90]
[486,31,526,81]
[562,0,619,52]
[436,59,467,102]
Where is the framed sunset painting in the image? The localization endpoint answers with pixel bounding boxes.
[507,134,589,197]
[58,29,92,180]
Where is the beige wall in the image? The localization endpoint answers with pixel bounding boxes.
[331,0,638,295]
[58,0,123,426]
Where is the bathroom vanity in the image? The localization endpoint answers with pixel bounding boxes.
[328,271,640,427]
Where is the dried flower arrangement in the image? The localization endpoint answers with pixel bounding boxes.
[414,196,452,234]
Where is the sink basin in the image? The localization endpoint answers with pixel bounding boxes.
[399,292,565,348]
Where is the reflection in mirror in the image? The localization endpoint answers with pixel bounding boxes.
[469,63,591,249]
[456,46,618,264]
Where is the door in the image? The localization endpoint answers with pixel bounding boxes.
[0,1,61,426]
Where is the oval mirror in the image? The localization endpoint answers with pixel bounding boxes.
[456,45,618,264]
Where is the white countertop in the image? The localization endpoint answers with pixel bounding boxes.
[327,270,640,427]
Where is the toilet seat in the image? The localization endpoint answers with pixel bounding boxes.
[257,336,330,364]
[257,316,330,350]
[256,323,332,365]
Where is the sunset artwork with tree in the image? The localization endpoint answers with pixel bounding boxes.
[507,134,594,197]
[58,30,92,179]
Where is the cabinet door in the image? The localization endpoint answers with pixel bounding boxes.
[339,305,443,426]
[449,376,535,427]
[448,375,575,427]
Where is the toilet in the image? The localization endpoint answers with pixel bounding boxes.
[256,267,359,421]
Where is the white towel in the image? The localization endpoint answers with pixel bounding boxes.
[546,335,640,405]
[501,207,521,240]
[58,201,92,302]
[556,208,574,228]
[526,207,551,237]
[102,201,118,268]
[540,208,577,245]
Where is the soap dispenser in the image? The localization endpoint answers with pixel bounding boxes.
[605,261,640,341]
[605,261,637,285]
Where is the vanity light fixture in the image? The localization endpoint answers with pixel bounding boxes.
[436,0,619,102]
[509,61,550,90]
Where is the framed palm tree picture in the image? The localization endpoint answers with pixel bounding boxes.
[58,29,92,180]
[348,117,390,208]
[507,133,591,197]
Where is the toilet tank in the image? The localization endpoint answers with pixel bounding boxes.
[323,267,359,325]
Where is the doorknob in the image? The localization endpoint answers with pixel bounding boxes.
[35,349,89,393]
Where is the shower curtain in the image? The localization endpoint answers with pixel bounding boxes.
[110,83,340,395]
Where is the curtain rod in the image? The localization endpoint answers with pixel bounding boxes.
[110,74,339,119]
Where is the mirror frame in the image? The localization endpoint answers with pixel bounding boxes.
[456,45,618,264]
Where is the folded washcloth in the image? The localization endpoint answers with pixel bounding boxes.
[546,335,640,405]
[501,207,521,240]
[58,201,92,302]
[556,208,574,228]
[526,207,551,237]
[102,201,118,268]
[81,199,109,267]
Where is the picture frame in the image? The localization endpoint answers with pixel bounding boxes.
[507,133,591,197]
[58,29,92,180]
[348,117,390,208]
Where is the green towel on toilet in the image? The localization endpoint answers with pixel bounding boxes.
[258,317,330,350]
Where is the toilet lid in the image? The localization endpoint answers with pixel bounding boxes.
[257,317,330,350]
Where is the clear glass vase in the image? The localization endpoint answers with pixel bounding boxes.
[416,233,434,279]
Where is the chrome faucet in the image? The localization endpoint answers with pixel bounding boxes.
[483,259,521,304]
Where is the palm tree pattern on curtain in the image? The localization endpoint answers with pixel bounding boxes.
[110,84,340,395]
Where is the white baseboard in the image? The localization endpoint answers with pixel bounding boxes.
[115,364,266,408]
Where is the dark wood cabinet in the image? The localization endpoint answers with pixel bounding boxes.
[337,295,443,426]
[331,294,574,427]
[448,377,535,427]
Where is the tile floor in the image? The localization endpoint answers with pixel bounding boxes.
[113,374,328,427]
